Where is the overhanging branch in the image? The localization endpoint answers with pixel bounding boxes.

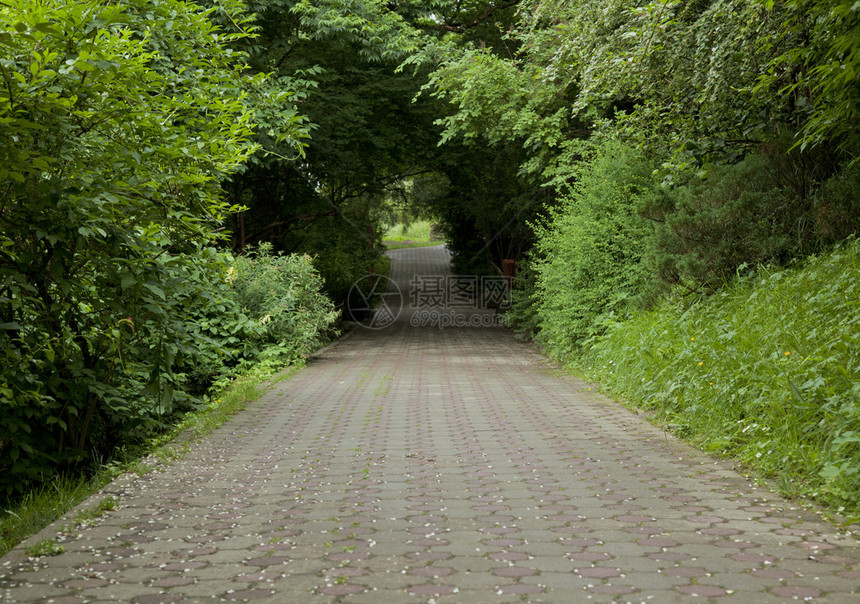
[435,0,522,34]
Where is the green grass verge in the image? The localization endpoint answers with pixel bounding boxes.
[0,359,304,558]
[383,220,436,242]
[573,237,860,522]
[1,473,109,557]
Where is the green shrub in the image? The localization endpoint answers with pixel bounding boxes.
[0,0,267,495]
[0,247,245,494]
[642,147,860,293]
[0,0,332,498]
[279,213,384,306]
[580,238,860,518]
[504,257,541,338]
[531,139,659,357]
[232,243,339,362]
[0,241,337,498]
[137,247,265,404]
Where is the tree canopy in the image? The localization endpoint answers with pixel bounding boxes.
[0,0,328,494]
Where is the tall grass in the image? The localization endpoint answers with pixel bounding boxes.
[0,473,113,556]
[577,237,860,520]
[383,220,434,242]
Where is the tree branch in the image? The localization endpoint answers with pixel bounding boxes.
[435,0,522,34]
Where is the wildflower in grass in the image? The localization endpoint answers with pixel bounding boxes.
[698,362,703,366]
[784,351,791,356]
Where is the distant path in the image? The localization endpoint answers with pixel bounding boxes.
[1,245,857,602]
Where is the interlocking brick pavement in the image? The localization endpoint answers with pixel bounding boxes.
[1,245,858,603]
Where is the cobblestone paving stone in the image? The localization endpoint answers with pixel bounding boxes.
[2,245,858,603]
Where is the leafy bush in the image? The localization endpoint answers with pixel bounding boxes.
[0,0,261,494]
[137,247,264,404]
[283,213,384,307]
[530,140,659,357]
[642,147,860,293]
[0,0,325,497]
[580,238,860,518]
[232,244,339,362]
[504,257,541,338]
[0,241,337,497]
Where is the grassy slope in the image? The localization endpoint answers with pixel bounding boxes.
[382,221,445,250]
[573,237,860,521]
[383,220,434,242]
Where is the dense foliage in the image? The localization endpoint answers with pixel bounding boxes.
[0,0,335,496]
[223,0,433,301]
[431,0,860,343]
[525,141,655,351]
[580,239,860,518]
[421,0,859,513]
[223,0,535,285]
[1,0,858,517]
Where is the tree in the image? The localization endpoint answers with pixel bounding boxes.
[754,0,859,161]
[0,0,302,492]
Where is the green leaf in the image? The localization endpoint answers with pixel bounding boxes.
[143,283,166,299]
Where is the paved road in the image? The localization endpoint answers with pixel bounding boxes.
[2,245,858,603]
